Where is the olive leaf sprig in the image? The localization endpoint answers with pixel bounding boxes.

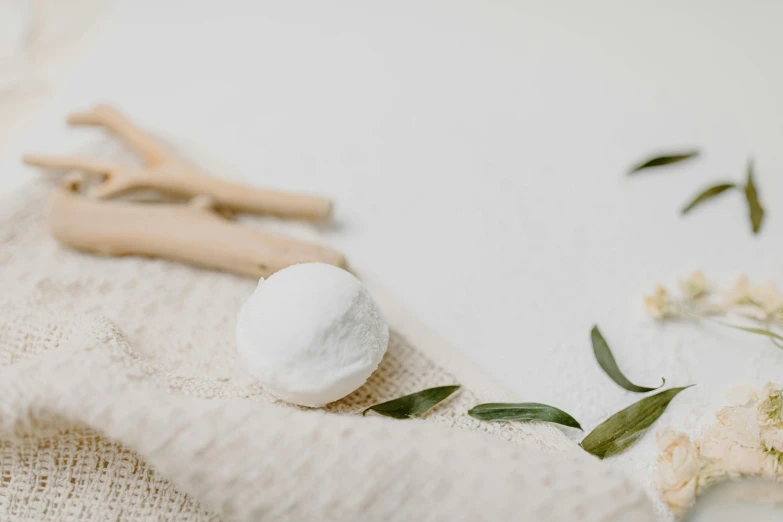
[579,386,693,458]
[680,160,764,233]
[591,326,664,392]
[579,327,691,458]
[629,151,767,235]
[466,326,691,458]
[629,151,700,174]
[364,327,692,459]
[363,385,461,419]
[681,183,735,214]
[468,402,582,430]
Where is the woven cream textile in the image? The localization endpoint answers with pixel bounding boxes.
[0,179,654,521]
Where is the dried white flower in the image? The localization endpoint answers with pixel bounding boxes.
[657,382,783,517]
[701,405,780,480]
[725,385,758,407]
[644,273,723,320]
[751,281,783,319]
[645,285,674,319]
[679,271,709,300]
[655,430,701,516]
[646,274,783,351]
[761,427,783,453]
[724,275,752,305]
[755,383,783,428]
[701,406,758,455]
[724,276,783,322]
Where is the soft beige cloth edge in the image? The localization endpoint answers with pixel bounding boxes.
[0,310,653,522]
[0,147,655,520]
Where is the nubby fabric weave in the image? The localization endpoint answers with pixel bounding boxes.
[0,176,654,521]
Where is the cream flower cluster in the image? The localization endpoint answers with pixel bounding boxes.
[656,383,783,517]
[645,272,783,328]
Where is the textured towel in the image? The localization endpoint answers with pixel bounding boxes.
[0,151,654,521]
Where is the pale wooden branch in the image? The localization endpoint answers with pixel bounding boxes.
[23,154,119,176]
[49,186,346,278]
[26,105,334,222]
[67,105,171,166]
[24,153,143,200]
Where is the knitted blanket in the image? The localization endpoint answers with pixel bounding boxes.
[0,174,654,521]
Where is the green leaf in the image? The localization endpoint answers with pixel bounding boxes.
[681,183,736,214]
[363,385,460,419]
[591,326,664,393]
[580,386,693,459]
[629,151,699,174]
[468,402,582,430]
[721,323,783,345]
[744,160,764,234]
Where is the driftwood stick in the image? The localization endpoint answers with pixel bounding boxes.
[49,187,346,278]
[26,105,334,222]
[67,105,171,166]
[23,154,120,175]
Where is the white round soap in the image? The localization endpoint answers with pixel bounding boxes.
[236,263,389,407]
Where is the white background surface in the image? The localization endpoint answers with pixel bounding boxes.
[2,0,783,509]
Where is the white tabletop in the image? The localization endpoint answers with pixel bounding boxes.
[3,0,783,499]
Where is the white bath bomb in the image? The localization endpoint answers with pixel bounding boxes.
[236,263,389,407]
